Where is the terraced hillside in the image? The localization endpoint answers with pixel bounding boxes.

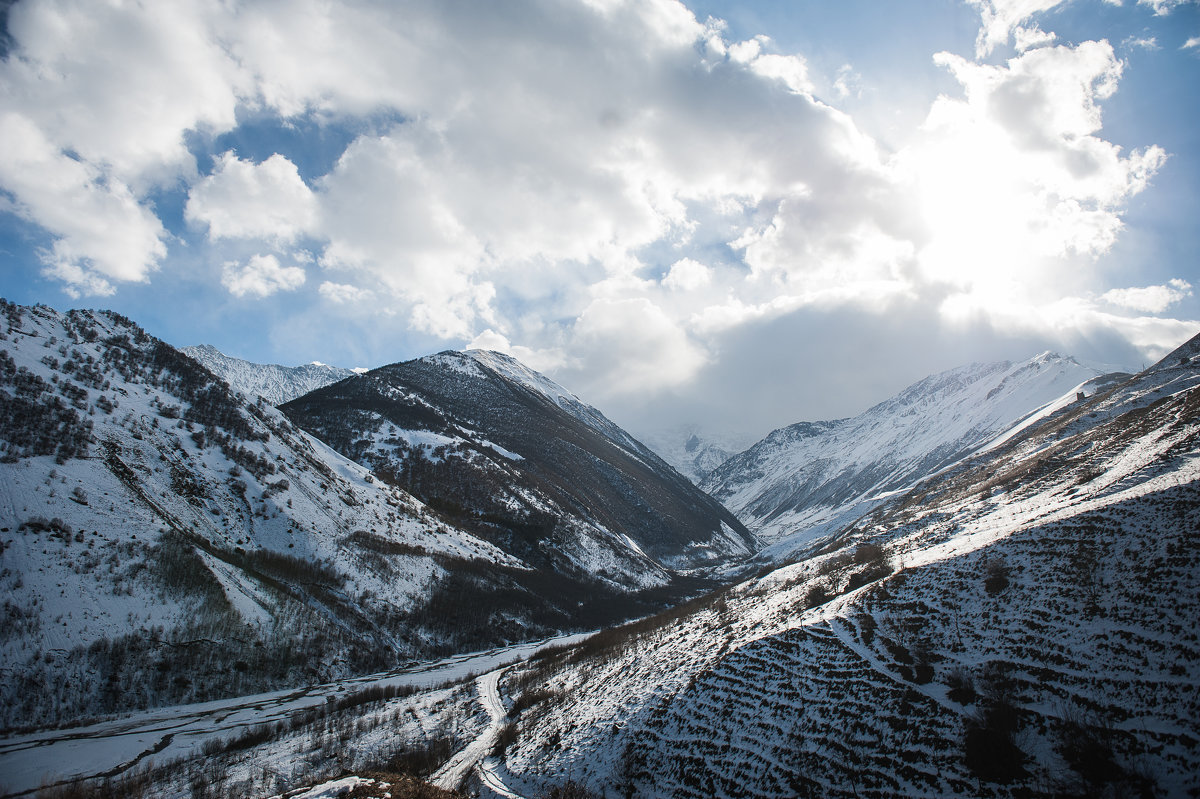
[489,338,1200,798]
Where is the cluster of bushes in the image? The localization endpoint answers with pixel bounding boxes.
[0,349,94,462]
[805,542,894,610]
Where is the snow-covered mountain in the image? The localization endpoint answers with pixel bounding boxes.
[280,349,754,588]
[0,302,738,731]
[0,301,541,727]
[636,424,756,484]
[182,343,359,406]
[479,331,1200,798]
[704,352,1115,556]
[6,305,1197,797]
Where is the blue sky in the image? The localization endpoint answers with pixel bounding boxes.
[1,0,1198,441]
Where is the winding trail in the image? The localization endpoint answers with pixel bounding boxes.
[431,669,525,796]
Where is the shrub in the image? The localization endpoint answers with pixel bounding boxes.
[493,720,518,757]
[379,735,459,777]
[945,667,977,705]
[963,669,1026,783]
[804,584,832,609]
[983,557,1010,595]
[223,722,279,752]
[1053,705,1159,798]
[511,688,560,717]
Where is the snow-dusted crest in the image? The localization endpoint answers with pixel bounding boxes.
[705,352,1111,556]
[182,344,358,405]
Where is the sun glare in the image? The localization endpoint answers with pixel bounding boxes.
[907,112,1046,303]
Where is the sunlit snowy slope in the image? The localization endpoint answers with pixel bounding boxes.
[488,336,1200,798]
[705,352,1115,556]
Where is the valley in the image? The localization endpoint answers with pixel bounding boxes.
[1,299,1197,798]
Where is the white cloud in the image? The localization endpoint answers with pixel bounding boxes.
[662,258,713,291]
[1184,36,1200,49]
[1123,35,1160,50]
[968,0,1069,56]
[1101,280,1193,312]
[221,254,306,298]
[186,152,317,242]
[900,42,1166,303]
[568,296,707,395]
[941,291,1198,365]
[1138,0,1193,14]
[832,64,863,99]
[319,281,375,305]
[1013,25,1057,52]
[0,112,166,295]
[1,0,242,187]
[747,52,814,95]
[0,0,1184,416]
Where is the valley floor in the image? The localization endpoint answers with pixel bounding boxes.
[0,634,587,798]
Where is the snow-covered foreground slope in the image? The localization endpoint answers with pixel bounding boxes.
[281,349,753,588]
[181,344,358,406]
[483,340,1200,798]
[705,352,1111,556]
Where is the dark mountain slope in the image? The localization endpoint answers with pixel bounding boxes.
[281,350,753,589]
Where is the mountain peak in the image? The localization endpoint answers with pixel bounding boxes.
[283,346,753,581]
[182,345,357,406]
[706,352,1107,555]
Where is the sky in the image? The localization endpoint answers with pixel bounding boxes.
[1,0,1198,444]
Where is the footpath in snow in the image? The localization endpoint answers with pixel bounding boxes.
[431,669,524,797]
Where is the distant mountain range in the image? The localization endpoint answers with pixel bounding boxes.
[703,352,1120,558]
[634,424,757,485]
[182,344,361,405]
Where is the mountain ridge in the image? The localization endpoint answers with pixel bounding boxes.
[280,348,754,587]
[704,351,1111,558]
[182,343,360,406]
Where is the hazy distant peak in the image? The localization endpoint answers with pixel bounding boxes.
[182,345,356,406]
